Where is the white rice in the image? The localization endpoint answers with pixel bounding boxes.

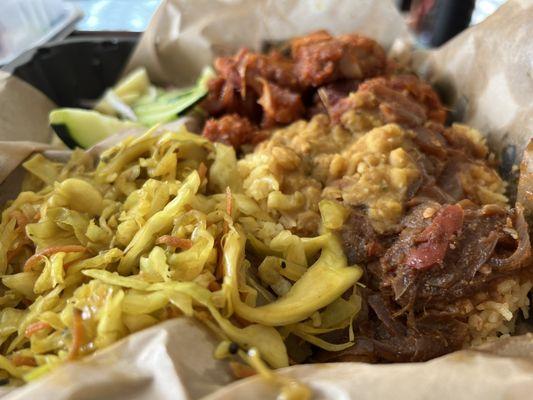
[468,278,532,347]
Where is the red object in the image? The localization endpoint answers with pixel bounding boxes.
[405,205,464,269]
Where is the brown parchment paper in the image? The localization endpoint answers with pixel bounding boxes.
[0,0,532,399]
[412,0,533,158]
[0,71,55,143]
[0,70,58,201]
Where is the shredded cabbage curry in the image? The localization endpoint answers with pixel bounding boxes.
[0,126,362,383]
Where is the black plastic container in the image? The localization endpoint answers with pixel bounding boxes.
[2,36,138,107]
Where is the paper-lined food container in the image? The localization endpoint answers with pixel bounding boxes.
[0,0,532,399]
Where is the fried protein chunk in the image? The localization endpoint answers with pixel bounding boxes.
[201,30,389,147]
[292,31,387,87]
[202,49,300,118]
[202,75,261,120]
[202,114,256,149]
[202,50,304,137]
[257,79,305,127]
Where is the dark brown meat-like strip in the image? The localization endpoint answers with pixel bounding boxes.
[404,204,464,270]
[322,204,532,363]
[517,141,533,220]
[365,313,469,362]
[380,203,531,306]
[340,210,383,265]
[487,204,531,272]
[330,74,447,127]
[311,79,361,117]
[318,298,469,363]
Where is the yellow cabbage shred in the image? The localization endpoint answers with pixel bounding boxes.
[0,125,362,382]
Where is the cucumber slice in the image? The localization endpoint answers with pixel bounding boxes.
[50,108,138,149]
[134,67,215,126]
[133,88,198,115]
[155,87,195,103]
[136,89,207,126]
[133,95,192,116]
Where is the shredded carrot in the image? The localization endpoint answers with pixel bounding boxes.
[10,355,37,367]
[208,280,221,292]
[155,235,193,249]
[25,321,51,337]
[68,308,84,360]
[8,210,29,231]
[198,162,208,182]
[23,245,89,272]
[229,361,257,379]
[225,186,233,216]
